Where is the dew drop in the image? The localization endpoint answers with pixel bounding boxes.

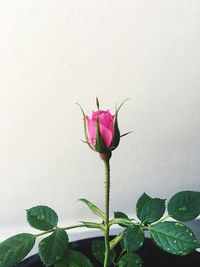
[179,206,187,212]
[56,255,61,261]
[37,215,45,220]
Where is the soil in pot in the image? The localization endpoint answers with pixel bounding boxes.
[16,236,200,267]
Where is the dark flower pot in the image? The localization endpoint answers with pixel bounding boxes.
[15,236,200,267]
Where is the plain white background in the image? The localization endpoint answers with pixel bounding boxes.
[0,0,200,249]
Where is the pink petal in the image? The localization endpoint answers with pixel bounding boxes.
[87,110,115,148]
[86,116,96,145]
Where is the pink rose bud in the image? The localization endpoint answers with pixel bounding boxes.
[86,110,114,149]
[78,98,131,155]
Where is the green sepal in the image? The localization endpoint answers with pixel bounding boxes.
[76,103,94,151]
[0,233,35,267]
[136,193,165,224]
[79,198,105,219]
[168,191,200,221]
[91,240,116,266]
[110,98,130,150]
[95,118,108,153]
[55,249,94,267]
[120,131,133,138]
[150,221,200,255]
[115,98,131,114]
[26,205,58,231]
[80,221,105,231]
[117,252,143,267]
[96,97,100,109]
[39,228,68,266]
[110,114,120,150]
[123,225,144,252]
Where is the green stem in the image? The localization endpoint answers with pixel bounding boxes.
[34,228,56,238]
[151,213,171,226]
[34,223,84,238]
[115,249,126,266]
[104,158,111,267]
[62,224,85,231]
[110,232,126,250]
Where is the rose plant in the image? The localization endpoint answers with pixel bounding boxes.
[0,98,200,267]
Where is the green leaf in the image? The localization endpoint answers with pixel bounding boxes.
[136,193,165,224]
[55,249,94,267]
[39,228,68,266]
[91,240,116,266]
[117,252,142,267]
[114,212,130,227]
[150,221,200,255]
[114,211,129,219]
[168,191,200,221]
[79,198,105,219]
[124,225,144,252]
[136,193,151,218]
[0,233,35,267]
[27,205,58,231]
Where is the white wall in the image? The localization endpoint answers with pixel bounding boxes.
[0,0,200,245]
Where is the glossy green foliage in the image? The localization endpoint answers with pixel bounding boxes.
[39,228,68,266]
[114,211,129,220]
[91,240,116,266]
[136,193,165,224]
[79,198,105,219]
[117,252,142,267]
[168,191,200,221]
[55,249,94,267]
[114,212,130,227]
[0,233,35,267]
[150,221,200,255]
[27,205,58,231]
[123,225,144,252]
